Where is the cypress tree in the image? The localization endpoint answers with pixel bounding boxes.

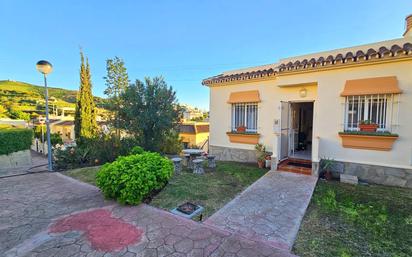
[74,50,98,141]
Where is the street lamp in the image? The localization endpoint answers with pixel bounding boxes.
[36,60,53,171]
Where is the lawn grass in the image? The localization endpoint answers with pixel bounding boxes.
[62,161,267,218]
[293,180,412,257]
[62,166,101,186]
[150,161,267,218]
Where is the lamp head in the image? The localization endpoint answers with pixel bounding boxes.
[36,60,53,75]
[299,88,308,98]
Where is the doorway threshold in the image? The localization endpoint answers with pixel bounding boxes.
[278,158,312,176]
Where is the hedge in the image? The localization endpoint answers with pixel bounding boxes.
[96,152,173,205]
[0,128,33,155]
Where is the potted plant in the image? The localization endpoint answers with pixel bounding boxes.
[359,120,378,132]
[257,156,266,168]
[236,125,246,133]
[321,158,335,180]
[255,144,266,168]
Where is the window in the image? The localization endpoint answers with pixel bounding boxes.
[231,103,258,133]
[344,94,394,131]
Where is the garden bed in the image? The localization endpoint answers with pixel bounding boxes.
[63,161,267,218]
[293,180,412,257]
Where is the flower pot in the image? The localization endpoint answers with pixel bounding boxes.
[257,160,265,168]
[359,124,378,132]
[265,159,271,168]
[236,126,246,133]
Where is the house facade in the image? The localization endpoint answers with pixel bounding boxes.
[179,122,209,151]
[203,15,412,188]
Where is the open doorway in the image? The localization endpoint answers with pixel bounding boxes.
[280,101,314,161]
[289,102,313,160]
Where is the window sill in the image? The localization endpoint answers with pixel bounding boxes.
[227,132,260,145]
[339,132,398,151]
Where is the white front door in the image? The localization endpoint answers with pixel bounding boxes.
[280,101,290,161]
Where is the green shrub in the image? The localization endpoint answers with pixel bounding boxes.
[50,133,63,146]
[53,135,141,170]
[53,146,92,170]
[84,135,140,164]
[0,128,33,155]
[130,146,144,155]
[96,152,173,205]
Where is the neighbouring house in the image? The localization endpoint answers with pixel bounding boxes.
[0,118,28,128]
[33,118,75,143]
[32,119,75,154]
[179,122,209,151]
[203,15,412,188]
[51,120,75,143]
[181,104,208,122]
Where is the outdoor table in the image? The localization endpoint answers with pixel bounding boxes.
[182,149,204,169]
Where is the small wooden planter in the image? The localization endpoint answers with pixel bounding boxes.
[227,132,260,145]
[339,134,398,151]
[359,124,378,132]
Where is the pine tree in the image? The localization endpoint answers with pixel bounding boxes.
[74,50,98,141]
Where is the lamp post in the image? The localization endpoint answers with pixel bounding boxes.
[36,60,53,171]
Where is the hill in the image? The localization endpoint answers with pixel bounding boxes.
[0,80,107,119]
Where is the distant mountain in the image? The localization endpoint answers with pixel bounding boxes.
[0,80,106,104]
[0,80,107,119]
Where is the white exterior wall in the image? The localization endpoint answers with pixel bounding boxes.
[209,60,412,169]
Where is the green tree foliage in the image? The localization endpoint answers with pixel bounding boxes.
[8,108,30,121]
[119,77,182,152]
[160,129,183,154]
[0,105,7,118]
[96,152,173,205]
[103,56,129,138]
[74,50,98,141]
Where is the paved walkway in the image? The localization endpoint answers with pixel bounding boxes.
[205,171,318,251]
[0,172,296,257]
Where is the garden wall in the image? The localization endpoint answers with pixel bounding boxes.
[338,161,412,189]
[209,145,257,163]
[0,128,33,174]
[0,149,32,173]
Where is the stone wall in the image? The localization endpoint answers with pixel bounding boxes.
[337,161,412,188]
[209,145,257,163]
[0,150,32,173]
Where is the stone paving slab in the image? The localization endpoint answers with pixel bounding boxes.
[1,172,296,257]
[0,172,111,254]
[204,171,318,251]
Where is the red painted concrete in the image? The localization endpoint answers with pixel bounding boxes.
[50,209,143,252]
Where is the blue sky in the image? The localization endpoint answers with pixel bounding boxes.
[1,0,411,109]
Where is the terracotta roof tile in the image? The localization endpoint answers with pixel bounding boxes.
[202,41,412,86]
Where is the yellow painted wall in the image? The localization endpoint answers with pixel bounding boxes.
[51,124,75,142]
[209,59,412,169]
[180,132,209,148]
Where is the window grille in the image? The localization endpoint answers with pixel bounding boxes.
[344,94,395,131]
[231,103,258,133]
